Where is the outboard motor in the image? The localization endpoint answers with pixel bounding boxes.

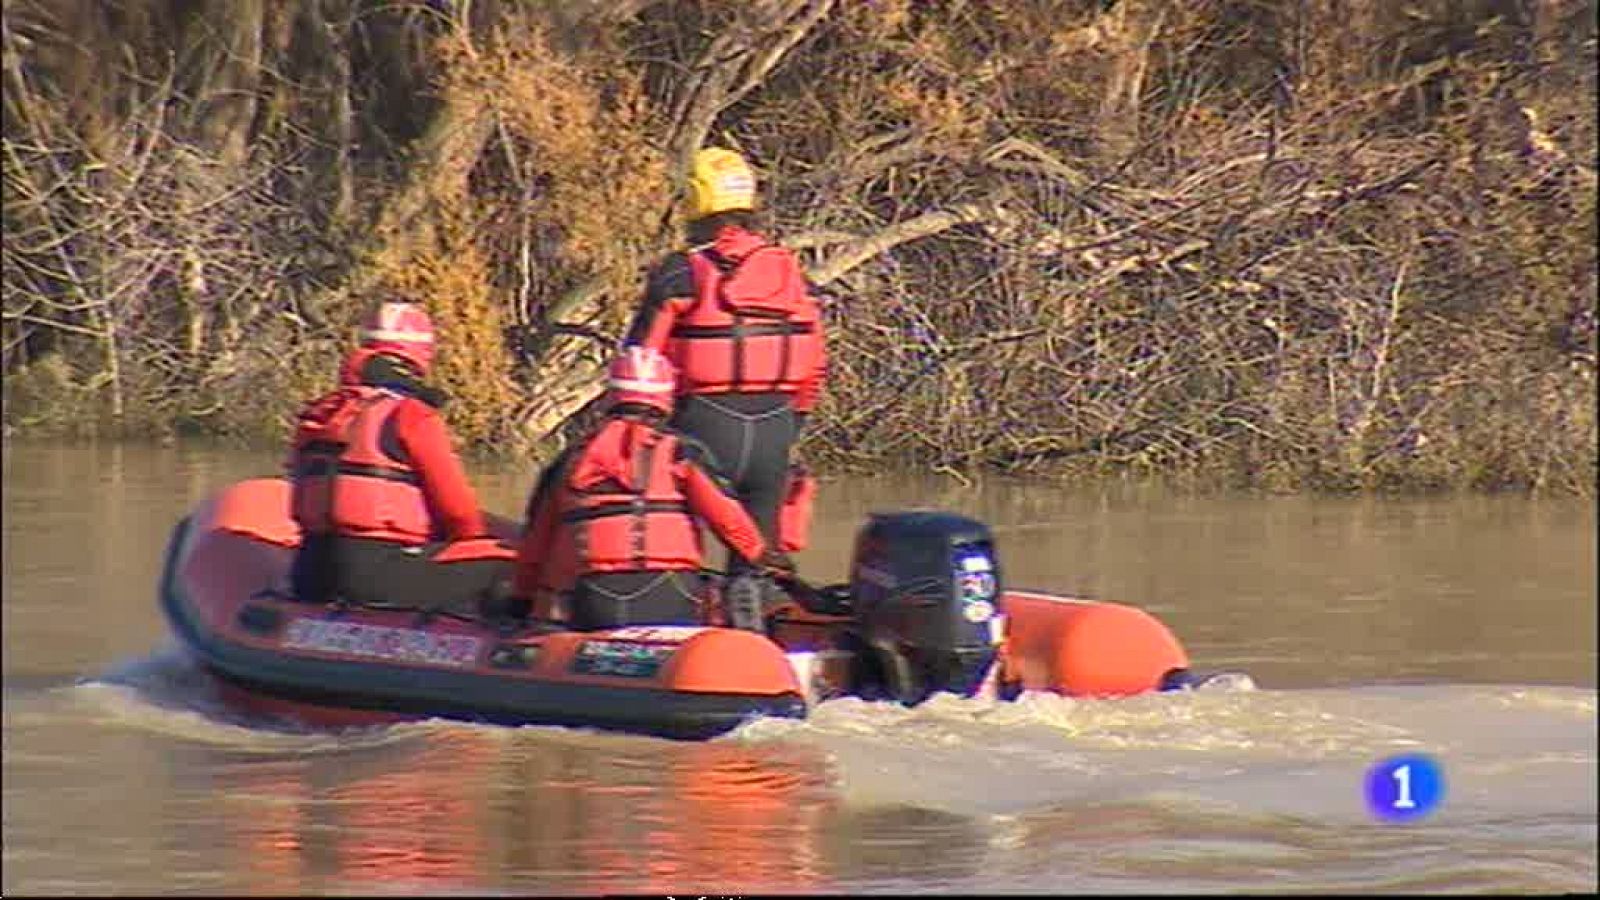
[846,511,1003,704]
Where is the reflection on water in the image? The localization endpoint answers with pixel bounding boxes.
[3,441,1597,894]
[53,693,844,895]
[815,805,988,885]
[6,676,1593,894]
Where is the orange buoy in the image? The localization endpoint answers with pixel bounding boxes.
[1001,591,1190,697]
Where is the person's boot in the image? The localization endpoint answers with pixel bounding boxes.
[477,580,530,634]
[723,574,766,634]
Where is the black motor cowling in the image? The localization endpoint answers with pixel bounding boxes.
[846,511,1003,704]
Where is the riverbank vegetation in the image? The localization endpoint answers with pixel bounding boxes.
[4,1,1594,493]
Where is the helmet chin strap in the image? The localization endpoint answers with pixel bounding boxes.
[371,350,423,378]
[611,402,667,421]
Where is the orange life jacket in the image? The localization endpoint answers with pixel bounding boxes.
[290,386,431,543]
[554,419,705,575]
[668,241,823,396]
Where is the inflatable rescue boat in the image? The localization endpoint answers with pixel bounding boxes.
[160,479,1202,740]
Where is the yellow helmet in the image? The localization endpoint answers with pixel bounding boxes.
[687,147,757,219]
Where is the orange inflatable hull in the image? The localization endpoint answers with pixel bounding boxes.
[162,480,806,739]
[160,479,1194,738]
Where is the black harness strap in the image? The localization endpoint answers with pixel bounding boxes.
[293,458,421,485]
[669,322,814,339]
[560,499,689,523]
[631,433,662,569]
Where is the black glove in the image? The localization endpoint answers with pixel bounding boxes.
[755,548,797,577]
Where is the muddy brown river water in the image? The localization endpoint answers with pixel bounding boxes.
[3,440,1595,893]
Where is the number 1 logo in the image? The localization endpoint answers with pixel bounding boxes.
[1365,753,1445,822]
[1392,763,1417,809]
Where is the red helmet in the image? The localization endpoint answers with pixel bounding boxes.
[359,302,436,375]
[607,345,676,414]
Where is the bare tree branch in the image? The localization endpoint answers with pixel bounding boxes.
[808,194,1008,286]
[666,0,836,171]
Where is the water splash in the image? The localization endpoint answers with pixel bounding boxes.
[16,645,445,755]
[728,684,1597,822]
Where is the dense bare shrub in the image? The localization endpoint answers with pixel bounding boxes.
[3,0,1593,493]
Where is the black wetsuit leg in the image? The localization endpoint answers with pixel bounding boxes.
[670,392,797,575]
[290,533,338,603]
[292,535,511,615]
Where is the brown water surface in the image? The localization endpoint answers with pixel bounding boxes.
[4,441,1595,894]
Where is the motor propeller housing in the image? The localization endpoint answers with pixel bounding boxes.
[846,511,1004,703]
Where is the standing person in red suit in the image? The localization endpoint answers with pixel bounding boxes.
[287,301,510,614]
[511,346,795,631]
[623,147,826,630]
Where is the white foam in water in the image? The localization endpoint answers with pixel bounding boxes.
[1195,671,1258,693]
[53,650,1600,864]
[729,683,1598,827]
[61,680,442,754]
[51,645,450,755]
[8,650,1593,893]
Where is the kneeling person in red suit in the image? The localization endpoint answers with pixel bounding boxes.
[287,301,511,615]
[513,346,794,631]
